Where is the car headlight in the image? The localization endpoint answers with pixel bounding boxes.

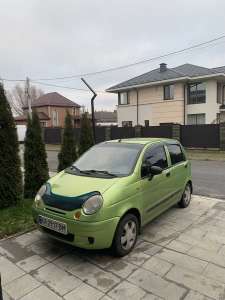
[82,194,103,215]
[34,185,47,206]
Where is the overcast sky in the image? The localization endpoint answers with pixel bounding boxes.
[1,0,225,111]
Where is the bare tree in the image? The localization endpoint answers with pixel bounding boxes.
[7,84,44,115]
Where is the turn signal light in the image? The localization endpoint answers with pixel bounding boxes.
[74,211,81,220]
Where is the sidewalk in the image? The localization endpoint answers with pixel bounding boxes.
[1,195,225,300]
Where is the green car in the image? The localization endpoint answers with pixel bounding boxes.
[32,138,192,256]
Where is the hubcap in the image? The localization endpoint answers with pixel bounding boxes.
[121,220,137,251]
[183,185,191,205]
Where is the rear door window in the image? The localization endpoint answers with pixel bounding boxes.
[167,144,186,165]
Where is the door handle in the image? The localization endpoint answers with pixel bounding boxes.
[166,172,170,177]
[184,163,188,168]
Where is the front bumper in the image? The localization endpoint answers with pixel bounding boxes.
[32,207,119,250]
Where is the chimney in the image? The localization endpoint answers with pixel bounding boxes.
[160,63,167,72]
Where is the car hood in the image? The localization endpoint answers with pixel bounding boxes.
[48,171,120,197]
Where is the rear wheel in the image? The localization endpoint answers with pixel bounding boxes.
[178,183,192,208]
[112,214,138,257]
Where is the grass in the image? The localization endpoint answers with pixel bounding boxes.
[186,149,225,161]
[0,199,35,239]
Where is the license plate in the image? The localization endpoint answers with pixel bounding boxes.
[38,215,67,235]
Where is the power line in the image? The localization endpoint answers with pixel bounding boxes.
[31,80,107,94]
[32,34,225,81]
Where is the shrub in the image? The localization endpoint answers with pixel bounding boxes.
[79,112,94,155]
[24,110,49,198]
[0,83,22,208]
[58,112,77,171]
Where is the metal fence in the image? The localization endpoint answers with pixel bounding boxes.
[43,124,222,149]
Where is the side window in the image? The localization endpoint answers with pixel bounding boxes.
[143,144,168,169]
[167,144,185,165]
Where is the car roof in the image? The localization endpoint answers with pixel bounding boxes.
[105,137,179,145]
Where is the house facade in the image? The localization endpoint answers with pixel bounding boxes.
[15,92,81,127]
[107,63,225,126]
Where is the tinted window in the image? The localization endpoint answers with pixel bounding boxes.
[167,144,185,165]
[143,144,168,169]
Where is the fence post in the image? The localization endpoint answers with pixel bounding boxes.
[171,124,181,141]
[105,127,111,141]
[134,125,142,137]
[220,123,225,150]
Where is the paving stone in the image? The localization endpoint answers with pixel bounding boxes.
[108,281,146,300]
[33,263,82,296]
[135,242,162,256]
[123,247,150,266]
[53,252,85,270]
[107,260,137,278]
[14,231,41,247]
[4,274,40,300]
[128,268,187,300]
[155,248,207,274]
[203,263,225,284]
[87,254,116,268]
[68,261,120,293]
[166,266,225,299]
[166,240,192,253]
[184,290,212,300]
[64,282,104,300]
[188,246,225,268]
[142,256,172,276]
[142,230,179,246]
[141,294,163,300]
[20,285,62,300]
[0,256,25,285]
[16,255,48,272]
[101,296,113,300]
[2,290,12,300]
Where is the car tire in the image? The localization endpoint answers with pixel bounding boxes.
[178,183,192,208]
[112,213,139,257]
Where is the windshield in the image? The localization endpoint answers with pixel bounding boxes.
[71,142,144,177]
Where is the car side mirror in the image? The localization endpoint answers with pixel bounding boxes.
[150,166,163,175]
[141,161,151,177]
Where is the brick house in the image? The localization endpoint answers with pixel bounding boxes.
[14,92,81,127]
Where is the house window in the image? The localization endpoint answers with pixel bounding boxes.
[144,120,149,127]
[187,113,206,125]
[164,85,174,100]
[122,121,132,127]
[119,92,129,105]
[52,110,59,126]
[188,82,206,104]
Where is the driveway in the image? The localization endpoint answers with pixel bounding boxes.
[1,195,225,300]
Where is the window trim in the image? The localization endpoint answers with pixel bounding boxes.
[187,82,206,105]
[163,84,174,100]
[118,92,129,105]
[166,143,186,166]
[141,143,169,178]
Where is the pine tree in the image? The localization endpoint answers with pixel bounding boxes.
[0,83,22,208]
[24,110,49,198]
[58,112,77,171]
[79,112,94,156]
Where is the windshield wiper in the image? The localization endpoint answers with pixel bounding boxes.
[81,169,118,177]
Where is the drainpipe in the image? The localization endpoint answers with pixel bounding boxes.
[183,83,186,125]
[136,89,139,126]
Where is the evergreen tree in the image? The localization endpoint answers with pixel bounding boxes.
[79,112,94,156]
[0,83,22,208]
[58,112,77,171]
[24,110,49,198]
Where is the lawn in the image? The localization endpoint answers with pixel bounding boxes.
[0,199,35,239]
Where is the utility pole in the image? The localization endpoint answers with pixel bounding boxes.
[25,77,32,118]
[81,78,97,144]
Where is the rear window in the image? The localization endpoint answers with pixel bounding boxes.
[167,144,185,165]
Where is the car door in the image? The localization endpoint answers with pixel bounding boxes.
[140,143,172,225]
[165,142,188,204]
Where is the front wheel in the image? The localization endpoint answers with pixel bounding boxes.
[178,183,192,208]
[112,214,138,257]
